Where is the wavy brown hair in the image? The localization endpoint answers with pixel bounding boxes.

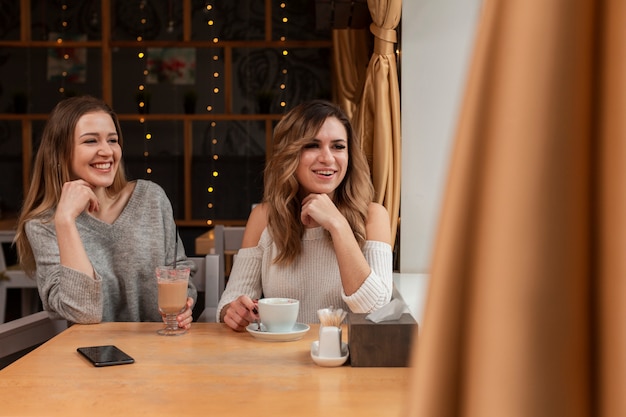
[15,95,127,275]
[264,100,374,265]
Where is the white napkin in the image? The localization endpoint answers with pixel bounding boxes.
[365,286,411,323]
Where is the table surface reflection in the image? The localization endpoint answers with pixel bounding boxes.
[0,322,410,417]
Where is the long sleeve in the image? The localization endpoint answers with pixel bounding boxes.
[26,219,103,323]
[341,240,393,313]
[215,245,264,321]
[26,180,196,324]
[217,227,393,323]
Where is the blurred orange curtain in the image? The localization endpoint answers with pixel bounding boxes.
[405,1,626,417]
[331,29,370,119]
[352,0,402,247]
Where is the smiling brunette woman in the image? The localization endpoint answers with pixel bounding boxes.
[14,95,197,326]
[217,100,393,331]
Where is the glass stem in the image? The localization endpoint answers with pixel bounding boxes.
[165,314,178,329]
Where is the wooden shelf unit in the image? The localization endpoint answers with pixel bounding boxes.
[0,0,332,227]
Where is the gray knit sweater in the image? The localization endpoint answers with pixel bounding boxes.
[217,227,393,323]
[25,180,197,324]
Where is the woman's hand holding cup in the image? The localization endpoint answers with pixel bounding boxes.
[223,295,259,332]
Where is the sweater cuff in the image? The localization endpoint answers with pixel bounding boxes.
[342,270,392,313]
[57,266,103,323]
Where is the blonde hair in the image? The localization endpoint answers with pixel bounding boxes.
[264,100,374,265]
[15,96,127,275]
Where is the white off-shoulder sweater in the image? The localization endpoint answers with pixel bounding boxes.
[216,227,393,323]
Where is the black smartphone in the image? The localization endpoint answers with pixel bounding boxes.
[77,345,135,367]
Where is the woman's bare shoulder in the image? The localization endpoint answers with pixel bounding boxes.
[241,203,269,248]
[367,202,388,217]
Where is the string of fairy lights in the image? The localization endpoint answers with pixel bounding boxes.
[278,2,289,111]
[127,1,291,224]
[52,2,98,97]
[136,0,152,177]
[55,3,69,97]
[204,1,218,226]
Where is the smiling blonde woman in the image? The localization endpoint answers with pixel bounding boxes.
[14,95,197,326]
[218,100,393,330]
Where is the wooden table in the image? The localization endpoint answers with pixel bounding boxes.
[0,322,410,416]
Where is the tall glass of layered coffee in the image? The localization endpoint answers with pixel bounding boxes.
[156,266,190,336]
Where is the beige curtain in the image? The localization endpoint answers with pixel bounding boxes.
[331,29,370,119]
[352,0,402,247]
[405,1,626,416]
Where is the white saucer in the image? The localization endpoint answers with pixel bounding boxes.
[246,322,310,342]
[310,341,349,367]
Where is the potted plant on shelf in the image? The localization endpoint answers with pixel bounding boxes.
[183,89,197,114]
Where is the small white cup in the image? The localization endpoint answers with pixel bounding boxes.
[258,298,299,333]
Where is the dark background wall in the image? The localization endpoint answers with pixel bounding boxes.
[0,1,333,249]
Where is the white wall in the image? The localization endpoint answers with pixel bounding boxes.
[399,0,483,273]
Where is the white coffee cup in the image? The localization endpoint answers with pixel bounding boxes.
[258,298,299,333]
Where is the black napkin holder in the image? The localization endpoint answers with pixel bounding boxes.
[347,312,417,367]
